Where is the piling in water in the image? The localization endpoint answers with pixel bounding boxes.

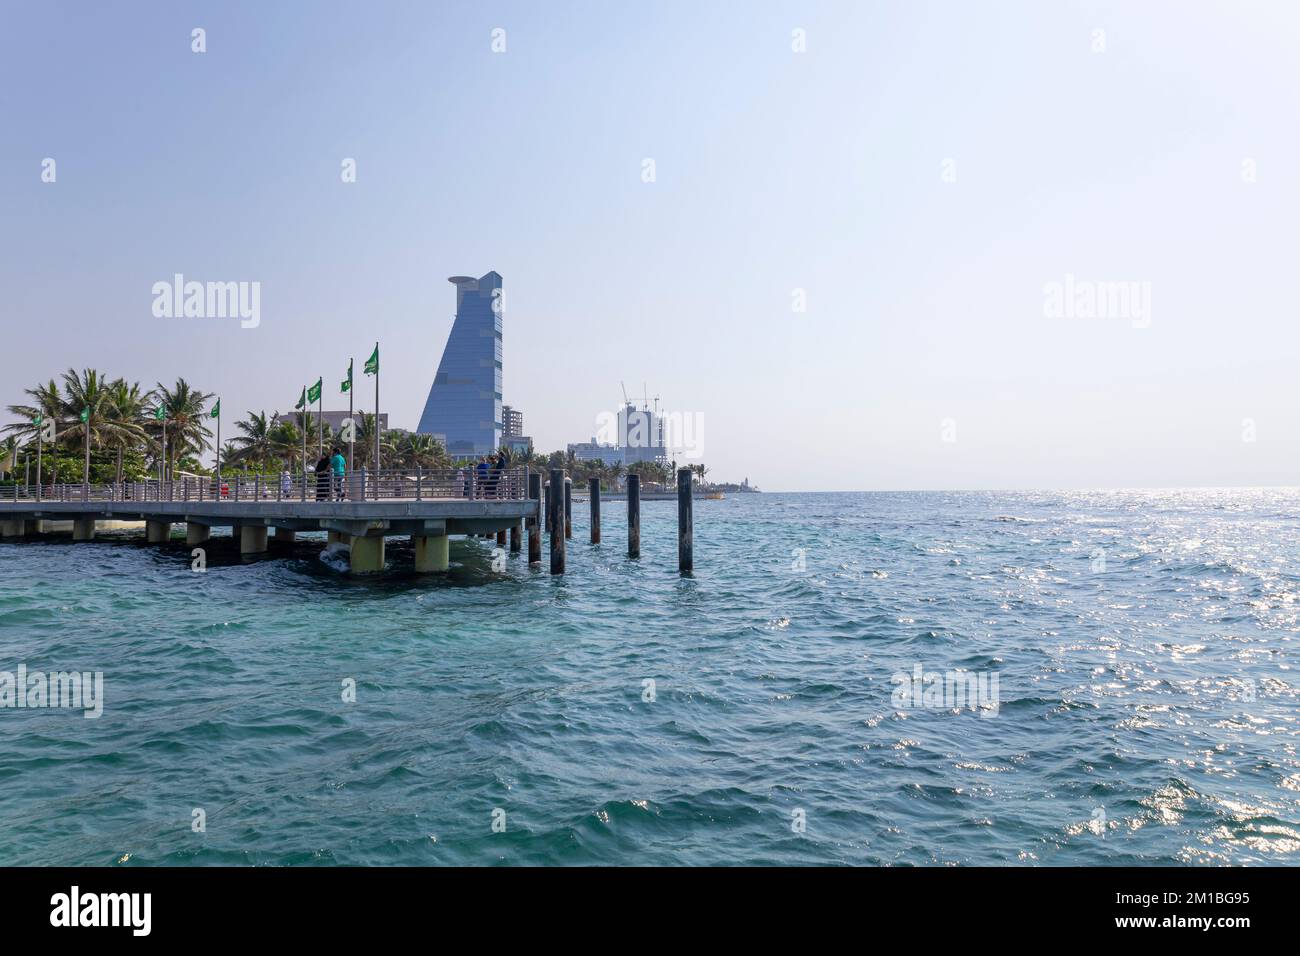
[678,467,693,573]
[564,477,572,539]
[589,477,600,544]
[549,468,565,574]
[627,474,640,559]
[528,472,542,564]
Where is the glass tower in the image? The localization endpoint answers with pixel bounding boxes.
[416,271,503,456]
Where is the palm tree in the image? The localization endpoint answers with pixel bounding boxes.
[60,368,118,485]
[232,411,275,471]
[103,379,150,484]
[267,417,302,470]
[153,378,214,479]
[4,379,62,485]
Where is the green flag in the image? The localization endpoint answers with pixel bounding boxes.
[307,377,322,404]
[341,359,352,393]
[32,414,42,426]
[81,407,90,423]
[295,388,306,410]
[154,406,166,421]
[363,344,379,376]
[209,399,220,418]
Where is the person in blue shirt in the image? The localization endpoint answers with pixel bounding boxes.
[330,446,346,499]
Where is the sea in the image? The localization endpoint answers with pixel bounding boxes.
[0,489,1296,866]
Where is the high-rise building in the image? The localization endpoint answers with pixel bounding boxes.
[417,272,503,456]
[501,405,523,440]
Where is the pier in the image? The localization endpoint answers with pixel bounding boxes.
[0,468,535,574]
[0,467,700,576]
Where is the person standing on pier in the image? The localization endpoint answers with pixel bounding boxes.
[330,446,346,500]
[314,454,331,501]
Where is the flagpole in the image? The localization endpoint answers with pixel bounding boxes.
[215,402,221,487]
[347,359,354,475]
[317,381,323,459]
[373,342,380,479]
[35,419,42,503]
[300,385,307,477]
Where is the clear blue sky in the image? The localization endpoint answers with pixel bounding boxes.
[2,1,1297,490]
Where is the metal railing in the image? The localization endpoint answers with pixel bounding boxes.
[0,467,530,505]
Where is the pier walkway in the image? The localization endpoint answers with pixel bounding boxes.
[0,467,538,573]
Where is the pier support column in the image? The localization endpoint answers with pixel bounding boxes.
[413,533,449,573]
[1,520,26,538]
[564,477,572,539]
[349,535,385,573]
[509,521,521,553]
[273,527,296,546]
[186,523,210,546]
[496,529,507,548]
[72,518,97,542]
[327,530,345,545]
[627,474,640,559]
[589,477,601,544]
[24,520,43,536]
[528,472,542,564]
[678,468,693,574]
[146,520,172,544]
[239,525,268,555]
[549,469,566,575]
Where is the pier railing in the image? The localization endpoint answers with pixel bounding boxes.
[0,467,530,505]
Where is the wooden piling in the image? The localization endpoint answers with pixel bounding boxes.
[627,474,640,558]
[528,472,542,564]
[564,477,572,539]
[549,469,565,574]
[589,477,600,544]
[496,529,507,548]
[678,467,693,573]
[544,480,552,535]
[509,521,521,552]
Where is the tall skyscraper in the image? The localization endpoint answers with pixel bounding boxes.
[501,405,523,440]
[417,272,502,456]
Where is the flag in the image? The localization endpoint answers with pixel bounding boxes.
[341,359,352,393]
[307,377,322,404]
[154,406,166,421]
[363,344,379,376]
[81,407,90,423]
[32,414,42,426]
[210,399,220,418]
[295,388,306,410]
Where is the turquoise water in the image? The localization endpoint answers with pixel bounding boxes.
[0,490,1297,866]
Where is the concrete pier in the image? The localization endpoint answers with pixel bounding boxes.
[678,468,693,574]
[350,534,385,573]
[509,522,521,553]
[589,477,601,544]
[413,533,449,572]
[1,488,536,576]
[496,529,507,548]
[239,525,268,555]
[627,474,640,558]
[273,527,296,546]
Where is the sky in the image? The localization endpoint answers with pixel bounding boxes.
[2,0,1298,491]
